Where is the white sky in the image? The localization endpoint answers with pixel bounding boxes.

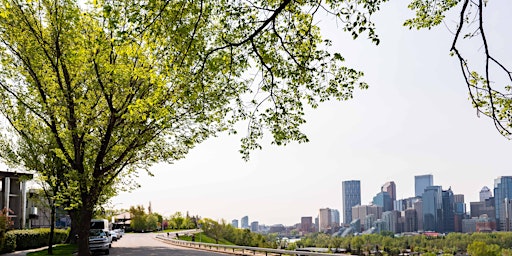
[111,1,512,226]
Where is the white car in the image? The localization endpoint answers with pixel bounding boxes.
[113,229,124,238]
[109,230,118,241]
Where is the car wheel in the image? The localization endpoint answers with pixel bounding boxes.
[104,249,110,255]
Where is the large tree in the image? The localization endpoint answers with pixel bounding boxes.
[0,0,378,254]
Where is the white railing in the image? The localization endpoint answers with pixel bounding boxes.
[155,234,351,256]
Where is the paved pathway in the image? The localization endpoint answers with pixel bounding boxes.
[109,232,230,256]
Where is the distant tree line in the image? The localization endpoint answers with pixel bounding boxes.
[295,232,512,256]
[128,205,162,232]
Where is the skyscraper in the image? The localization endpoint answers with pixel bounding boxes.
[342,180,361,224]
[319,208,333,232]
[382,181,397,202]
[241,216,249,229]
[373,191,393,212]
[422,185,442,231]
[494,176,512,231]
[480,186,493,202]
[231,219,239,228]
[441,188,455,233]
[331,209,340,227]
[415,174,433,197]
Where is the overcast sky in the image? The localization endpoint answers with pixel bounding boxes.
[111,1,512,226]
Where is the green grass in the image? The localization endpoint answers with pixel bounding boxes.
[26,244,77,256]
[178,233,234,245]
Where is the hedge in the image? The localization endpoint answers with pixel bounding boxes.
[6,228,69,251]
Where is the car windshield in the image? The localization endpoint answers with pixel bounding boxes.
[89,229,106,237]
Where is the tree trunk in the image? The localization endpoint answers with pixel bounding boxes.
[66,210,79,244]
[76,207,94,256]
[48,203,56,254]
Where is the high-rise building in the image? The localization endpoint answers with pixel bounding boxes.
[331,209,340,227]
[441,188,455,233]
[470,197,495,219]
[480,186,493,202]
[342,180,361,224]
[413,200,423,231]
[422,185,442,232]
[403,208,418,232]
[319,208,332,232]
[382,210,402,234]
[364,214,377,231]
[352,204,383,229]
[382,181,397,202]
[373,191,393,212]
[300,217,314,233]
[494,176,512,231]
[241,216,249,229]
[415,174,433,197]
[250,221,259,232]
[231,219,239,228]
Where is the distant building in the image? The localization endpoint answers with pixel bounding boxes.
[319,208,332,232]
[364,214,377,231]
[476,214,496,232]
[382,210,401,234]
[231,219,239,228]
[463,215,497,233]
[373,191,393,212]
[269,224,285,233]
[250,221,259,232]
[470,197,496,218]
[441,188,455,233]
[331,209,340,228]
[494,176,512,231]
[422,185,442,232]
[453,194,466,232]
[394,196,420,211]
[403,208,418,232]
[241,216,249,229]
[480,186,492,202]
[413,199,423,231]
[300,217,314,233]
[342,180,361,224]
[352,204,383,230]
[415,174,433,197]
[382,181,397,202]
[462,218,478,233]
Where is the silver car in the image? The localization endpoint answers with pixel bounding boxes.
[89,229,110,255]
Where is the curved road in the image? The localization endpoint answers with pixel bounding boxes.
[108,232,229,256]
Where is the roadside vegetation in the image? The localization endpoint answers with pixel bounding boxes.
[295,232,512,256]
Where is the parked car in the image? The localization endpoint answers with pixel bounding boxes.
[113,229,124,238]
[89,229,110,255]
[109,230,118,241]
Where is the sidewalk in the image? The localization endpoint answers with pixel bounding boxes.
[2,246,51,256]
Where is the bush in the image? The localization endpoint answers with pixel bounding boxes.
[7,228,68,250]
[3,232,16,253]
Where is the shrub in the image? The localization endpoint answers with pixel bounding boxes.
[2,232,16,253]
[8,228,68,250]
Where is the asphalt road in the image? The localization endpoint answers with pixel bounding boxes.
[107,232,230,256]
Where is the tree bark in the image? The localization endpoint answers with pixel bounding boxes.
[76,207,94,256]
[48,203,56,254]
[66,209,79,244]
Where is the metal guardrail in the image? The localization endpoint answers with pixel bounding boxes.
[155,234,351,256]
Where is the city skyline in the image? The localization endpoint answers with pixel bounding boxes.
[111,1,512,226]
